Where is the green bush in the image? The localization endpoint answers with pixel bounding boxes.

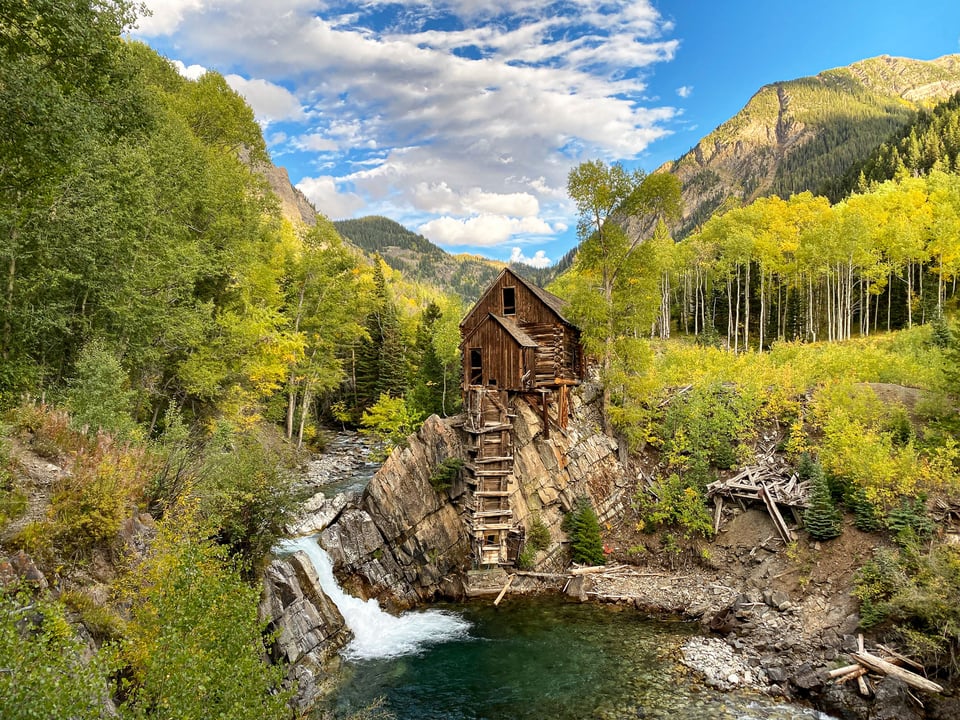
[633,473,713,539]
[854,544,960,673]
[516,545,537,570]
[564,496,606,566]
[885,495,934,546]
[429,457,463,493]
[65,340,140,440]
[526,514,551,551]
[198,428,307,574]
[0,590,114,720]
[117,504,292,719]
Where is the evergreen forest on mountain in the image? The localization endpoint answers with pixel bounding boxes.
[2,3,960,718]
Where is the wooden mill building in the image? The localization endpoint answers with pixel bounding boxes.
[458,268,585,566]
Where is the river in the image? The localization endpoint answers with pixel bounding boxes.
[279,536,833,720]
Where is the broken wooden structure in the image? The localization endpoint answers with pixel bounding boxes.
[460,268,585,566]
[707,462,810,544]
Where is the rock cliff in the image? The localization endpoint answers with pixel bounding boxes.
[284,385,627,606]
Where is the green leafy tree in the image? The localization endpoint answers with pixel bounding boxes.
[360,393,423,457]
[64,339,139,439]
[565,160,682,433]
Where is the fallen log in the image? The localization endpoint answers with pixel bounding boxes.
[876,644,925,672]
[828,664,863,679]
[851,651,943,694]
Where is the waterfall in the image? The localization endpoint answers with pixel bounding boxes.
[277,536,470,661]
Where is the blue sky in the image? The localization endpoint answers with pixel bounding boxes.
[134,1,960,267]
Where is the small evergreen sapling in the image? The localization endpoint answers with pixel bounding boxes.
[803,461,843,541]
[564,496,606,566]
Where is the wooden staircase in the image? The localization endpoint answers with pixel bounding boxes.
[463,387,517,566]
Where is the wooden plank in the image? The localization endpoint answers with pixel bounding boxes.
[851,651,943,694]
[760,483,794,543]
[713,496,724,534]
[494,574,515,606]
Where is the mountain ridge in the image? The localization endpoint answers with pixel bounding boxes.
[634,53,960,239]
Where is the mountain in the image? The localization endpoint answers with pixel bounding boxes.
[639,54,960,239]
[334,215,561,301]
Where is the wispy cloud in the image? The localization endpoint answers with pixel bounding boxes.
[137,1,679,251]
[676,85,693,98]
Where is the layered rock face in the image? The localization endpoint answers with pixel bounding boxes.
[260,551,351,710]
[288,387,626,605]
[264,386,627,707]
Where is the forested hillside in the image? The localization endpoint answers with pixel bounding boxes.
[645,54,960,240]
[334,215,565,299]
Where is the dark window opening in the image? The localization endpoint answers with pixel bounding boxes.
[486,534,496,544]
[469,348,482,385]
[502,286,516,315]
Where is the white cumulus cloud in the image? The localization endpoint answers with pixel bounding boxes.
[225,75,307,125]
[418,214,554,247]
[509,247,552,268]
[296,176,366,219]
[676,85,693,98]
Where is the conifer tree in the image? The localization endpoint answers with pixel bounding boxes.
[565,496,607,566]
[804,460,843,541]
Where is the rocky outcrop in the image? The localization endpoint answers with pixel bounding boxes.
[260,552,350,710]
[288,385,628,606]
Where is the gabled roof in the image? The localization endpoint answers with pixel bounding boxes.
[460,267,574,330]
[511,269,570,323]
[462,312,538,348]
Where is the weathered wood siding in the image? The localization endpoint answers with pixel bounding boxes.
[461,271,562,337]
[461,317,533,390]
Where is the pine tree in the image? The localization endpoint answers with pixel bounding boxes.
[565,496,606,565]
[804,461,843,541]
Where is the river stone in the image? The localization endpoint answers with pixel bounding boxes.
[286,491,349,536]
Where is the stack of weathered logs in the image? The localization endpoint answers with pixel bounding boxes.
[829,636,943,698]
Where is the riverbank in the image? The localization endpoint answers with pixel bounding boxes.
[459,504,959,720]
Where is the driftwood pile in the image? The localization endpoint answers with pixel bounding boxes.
[706,437,810,544]
[829,635,943,700]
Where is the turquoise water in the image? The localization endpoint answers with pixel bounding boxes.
[326,596,830,720]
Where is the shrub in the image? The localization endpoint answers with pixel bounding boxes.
[429,457,463,493]
[526,514,551,551]
[64,340,139,440]
[633,473,713,539]
[563,496,606,566]
[0,589,114,720]
[516,546,537,570]
[885,496,934,546]
[360,393,423,457]
[117,501,292,720]
[197,428,306,573]
[48,436,151,560]
[854,544,960,674]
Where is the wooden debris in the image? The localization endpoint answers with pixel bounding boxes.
[493,574,515,606]
[828,664,864,679]
[876,644,925,672]
[851,651,943,694]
